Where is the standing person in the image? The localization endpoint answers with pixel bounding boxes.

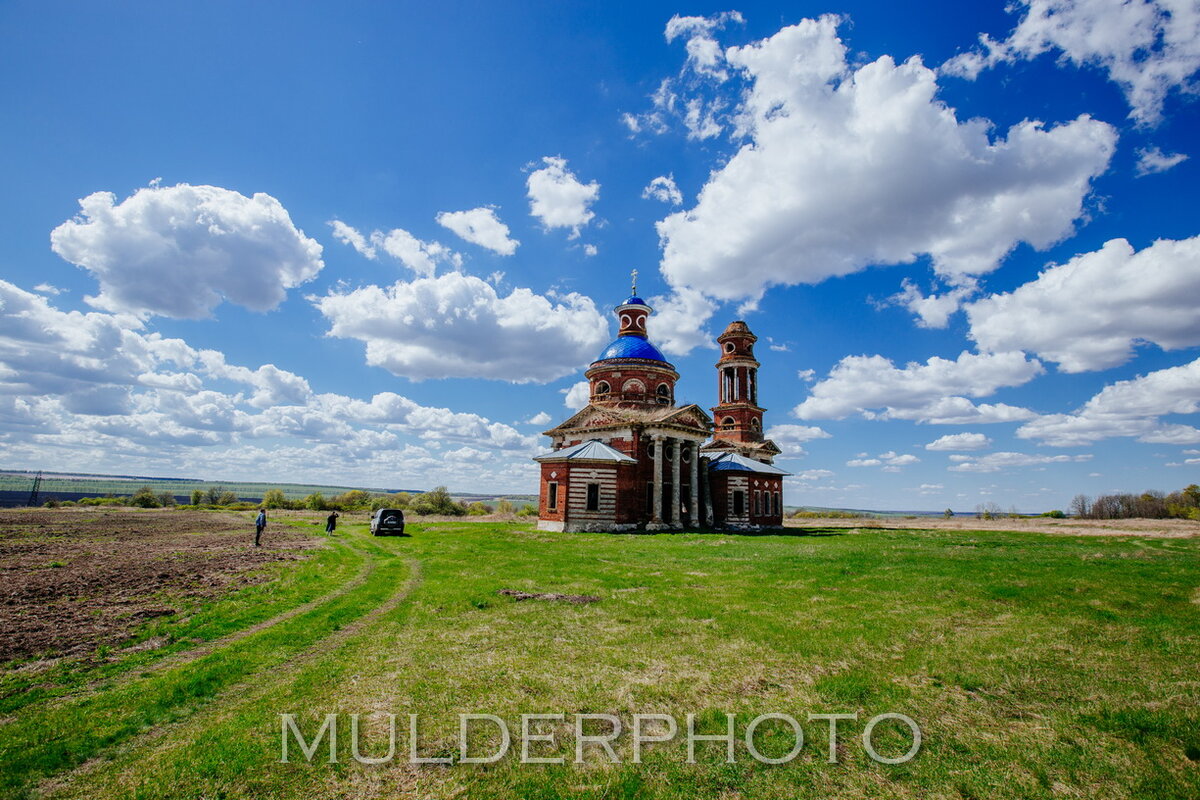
[325,510,339,535]
[255,508,267,547]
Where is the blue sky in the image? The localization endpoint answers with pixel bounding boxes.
[2,0,1198,510]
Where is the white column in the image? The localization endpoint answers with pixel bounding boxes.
[689,441,699,527]
[651,434,663,523]
[671,437,682,528]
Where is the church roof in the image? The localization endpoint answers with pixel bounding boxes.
[719,320,755,338]
[622,295,647,306]
[706,452,791,475]
[595,335,668,363]
[533,439,637,464]
[702,438,783,457]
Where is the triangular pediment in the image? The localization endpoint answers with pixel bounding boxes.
[543,404,623,435]
[659,404,713,430]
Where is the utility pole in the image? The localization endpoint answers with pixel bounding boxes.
[27,471,42,507]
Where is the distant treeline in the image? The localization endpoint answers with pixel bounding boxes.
[1070,485,1200,520]
[0,473,418,503]
[37,484,536,517]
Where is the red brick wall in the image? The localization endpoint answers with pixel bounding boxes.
[538,463,568,522]
[710,472,783,528]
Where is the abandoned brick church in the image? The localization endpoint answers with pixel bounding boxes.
[534,284,789,532]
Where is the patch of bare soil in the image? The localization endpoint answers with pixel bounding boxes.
[498,588,600,604]
[783,515,1200,538]
[0,508,320,663]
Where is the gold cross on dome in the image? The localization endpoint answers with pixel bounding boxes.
[631,269,638,295]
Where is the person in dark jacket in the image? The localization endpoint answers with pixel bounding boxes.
[326,510,339,535]
[255,508,267,547]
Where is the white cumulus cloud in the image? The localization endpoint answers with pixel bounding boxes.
[967,236,1200,372]
[948,451,1093,473]
[642,175,684,205]
[925,432,992,451]
[526,156,600,239]
[1016,356,1200,446]
[664,11,745,79]
[329,220,376,258]
[435,207,519,256]
[373,228,461,277]
[329,220,461,276]
[652,14,1116,305]
[890,278,978,329]
[562,380,590,410]
[848,451,920,470]
[645,288,717,356]
[312,272,609,382]
[794,350,1043,423]
[1135,146,1189,176]
[942,0,1200,126]
[766,423,831,457]
[51,183,323,319]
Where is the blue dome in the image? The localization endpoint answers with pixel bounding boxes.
[595,335,668,363]
[621,295,648,306]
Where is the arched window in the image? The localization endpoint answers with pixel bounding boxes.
[656,383,671,404]
[721,416,736,431]
[595,381,610,396]
[622,378,646,395]
[750,418,760,431]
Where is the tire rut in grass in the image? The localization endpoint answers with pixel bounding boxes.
[35,550,422,800]
[8,537,369,721]
[76,537,375,695]
[0,537,403,800]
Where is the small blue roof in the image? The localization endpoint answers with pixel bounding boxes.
[534,439,637,464]
[595,335,668,363]
[621,295,648,306]
[707,452,791,475]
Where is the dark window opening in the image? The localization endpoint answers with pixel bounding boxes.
[547,482,558,511]
[656,383,671,404]
[721,416,736,431]
[733,490,745,517]
[595,381,610,396]
[586,483,600,511]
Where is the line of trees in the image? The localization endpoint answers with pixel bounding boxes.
[44,484,536,517]
[1070,485,1200,520]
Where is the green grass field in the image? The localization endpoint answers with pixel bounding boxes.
[2,517,1198,799]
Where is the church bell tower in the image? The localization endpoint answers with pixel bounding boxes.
[708,321,780,463]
